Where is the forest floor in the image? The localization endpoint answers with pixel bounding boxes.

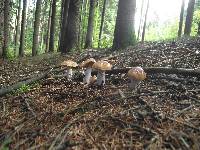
[0,37,200,149]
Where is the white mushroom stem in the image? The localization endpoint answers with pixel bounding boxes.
[83,67,92,84]
[128,79,140,89]
[64,68,73,80]
[96,71,105,85]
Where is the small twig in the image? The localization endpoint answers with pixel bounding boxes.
[48,116,82,150]
[174,105,195,118]
[167,117,200,132]
[24,99,37,118]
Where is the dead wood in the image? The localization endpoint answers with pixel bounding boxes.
[97,67,200,77]
[0,69,52,97]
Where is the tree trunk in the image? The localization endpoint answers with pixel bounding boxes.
[184,0,195,36]
[45,0,52,53]
[57,0,64,52]
[14,0,22,55]
[19,0,27,57]
[59,0,70,52]
[3,0,10,58]
[39,0,48,53]
[84,0,96,48]
[137,0,144,41]
[141,0,149,43]
[49,0,57,52]
[32,0,42,56]
[80,0,88,48]
[178,0,185,37]
[0,1,4,58]
[98,0,106,48]
[112,0,136,50]
[62,0,81,54]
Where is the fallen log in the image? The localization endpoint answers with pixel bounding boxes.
[91,67,200,77]
[0,69,52,97]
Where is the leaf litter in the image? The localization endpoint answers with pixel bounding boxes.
[0,37,200,149]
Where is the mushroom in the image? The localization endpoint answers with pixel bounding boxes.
[92,61,112,85]
[127,67,146,89]
[61,60,78,80]
[80,58,96,84]
[89,75,97,85]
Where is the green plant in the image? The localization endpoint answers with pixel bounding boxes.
[16,84,31,93]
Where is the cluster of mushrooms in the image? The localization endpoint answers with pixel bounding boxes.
[61,58,146,89]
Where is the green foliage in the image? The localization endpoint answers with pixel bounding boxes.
[1,138,11,150]
[6,47,16,60]
[145,19,179,41]
[16,84,31,93]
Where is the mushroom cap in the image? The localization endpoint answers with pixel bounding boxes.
[80,58,96,68]
[61,60,78,68]
[92,61,112,71]
[127,67,146,80]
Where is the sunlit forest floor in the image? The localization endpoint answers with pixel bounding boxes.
[0,37,200,149]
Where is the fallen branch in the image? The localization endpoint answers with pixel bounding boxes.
[91,67,200,77]
[0,69,52,97]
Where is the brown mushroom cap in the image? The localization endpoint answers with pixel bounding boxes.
[127,67,146,80]
[80,58,96,68]
[92,61,112,71]
[61,60,78,68]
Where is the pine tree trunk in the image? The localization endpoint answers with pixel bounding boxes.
[32,0,42,56]
[49,0,57,52]
[0,0,4,58]
[45,0,52,53]
[84,0,96,48]
[98,0,106,48]
[40,0,48,53]
[112,0,136,50]
[62,0,81,54]
[141,0,149,43]
[19,0,27,57]
[59,0,70,52]
[14,0,22,55]
[80,0,88,48]
[178,0,185,37]
[3,0,10,58]
[184,0,195,36]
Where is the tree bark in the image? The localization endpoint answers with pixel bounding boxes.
[62,0,81,54]
[59,0,70,52]
[32,0,42,56]
[184,0,195,36]
[98,0,106,48]
[19,0,27,57]
[3,0,10,58]
[112,0,136,50]
[141,0,149,43]
[0,0,4,58]
[84,0,96,48]
[45,0,52,53]
[14,0,22,55]
[178,0,185,37]
[49,0,57,52]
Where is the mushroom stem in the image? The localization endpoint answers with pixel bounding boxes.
[65,68,73,80]
[128,79,140,89]
[83,67,92,84]
[96,71,105,85]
